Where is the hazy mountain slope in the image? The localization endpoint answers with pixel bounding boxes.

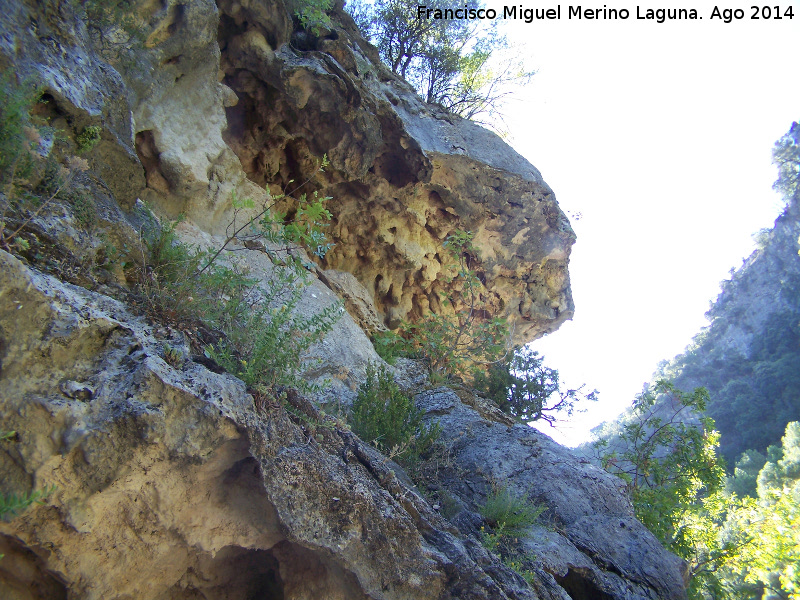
[605,185,800,466]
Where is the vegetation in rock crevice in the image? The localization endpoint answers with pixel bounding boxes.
[479,485,545,586]
[136,163,342,400]
[0,432,55,527]
[349,363,441,466]
[0,71,343,405]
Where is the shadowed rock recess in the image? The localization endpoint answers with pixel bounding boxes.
[0,0,687,598]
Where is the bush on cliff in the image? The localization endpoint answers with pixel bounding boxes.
[479,485,544,586]
[350,363,440,465]
[474,346,598,424]
[347,0,533,124]
[137,160,341,399]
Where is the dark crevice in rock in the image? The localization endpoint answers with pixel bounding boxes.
[554,568,615,600]
[168,545,285,600]
[370,149,418,188]
[135,130,170,195]
[0,535,69,600]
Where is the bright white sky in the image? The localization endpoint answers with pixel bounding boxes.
[488,0,800,445]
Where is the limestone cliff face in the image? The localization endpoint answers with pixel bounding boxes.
[0,1,686,598]
[0,0,574,343]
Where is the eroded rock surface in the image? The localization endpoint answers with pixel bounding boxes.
[0,252,687,599]
[0,251,531,600]
[1,0,574,344]
[215,0,575,344]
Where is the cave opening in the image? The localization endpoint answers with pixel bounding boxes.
[554,568,615,600]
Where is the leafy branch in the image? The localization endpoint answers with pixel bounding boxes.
[196,155,331,278]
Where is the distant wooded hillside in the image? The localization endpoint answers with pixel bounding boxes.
[593,123,800,468]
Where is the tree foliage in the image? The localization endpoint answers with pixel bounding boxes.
[475,346,598,424]
[773,121,800,204]
[596,381,800,599]
[594,381,753,598]
[596,382,725,542]
[347,0,533,123]
[723,422,800,599]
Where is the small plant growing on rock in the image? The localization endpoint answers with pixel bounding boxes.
[0,431,56,525]
[196,155,333,278]
[162,343,184,368]
[139,217,257,328]
[210,297,341,396]
[370,329,410,365]
[290,0,333,32]
[480,485,545,536]
[76,125,102,153]
[479,485,544,586]
[79,0,146,54]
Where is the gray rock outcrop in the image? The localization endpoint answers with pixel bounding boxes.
[411,387,689,600]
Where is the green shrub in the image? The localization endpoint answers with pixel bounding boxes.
[139,217,341,397]
[76,125,102,153]
[290,0,333,31]
[371,329,411,365]
[139,165,341,399]
[139,218,257,329]
[474,346,598,424]
[479,485,544,586]
[209,295,341,395]
[479,485,545,536]
[36,157,97,227]
[350,363,441,463]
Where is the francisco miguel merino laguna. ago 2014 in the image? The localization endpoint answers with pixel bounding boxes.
[416,4,795,23]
